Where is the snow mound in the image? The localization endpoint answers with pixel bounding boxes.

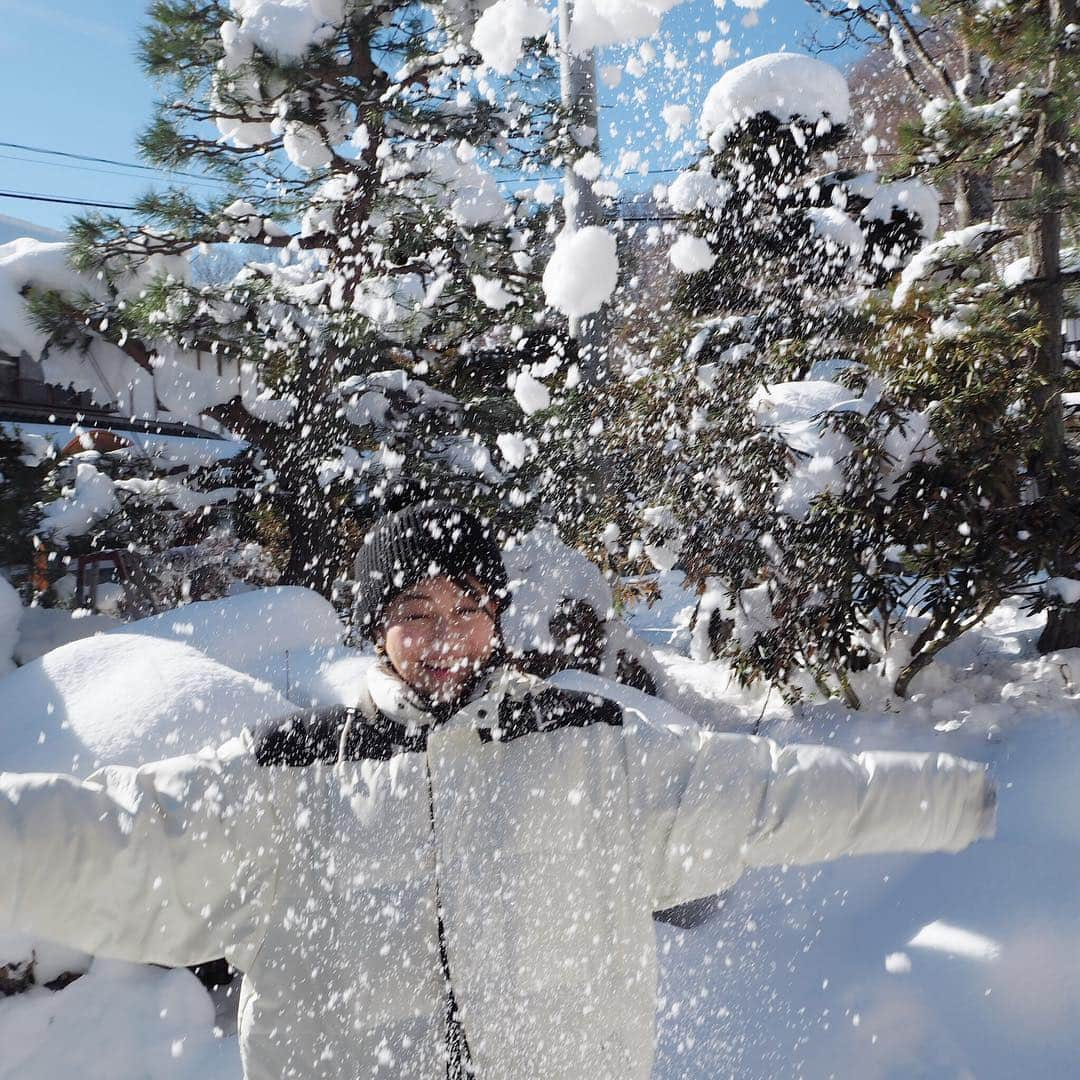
[701,53,850,148]
[0,633,299,775]
[0,958,238,1080]
[242,643,377,709]
[109,586,345,681]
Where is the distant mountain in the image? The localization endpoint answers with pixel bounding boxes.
[0,213,66,247]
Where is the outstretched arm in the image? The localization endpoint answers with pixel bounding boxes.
[625,713,995,911]
[0,733,280,970]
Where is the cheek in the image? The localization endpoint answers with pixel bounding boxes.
[465,619,497,657]
[385,625,429,663]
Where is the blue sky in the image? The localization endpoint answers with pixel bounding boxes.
[0,0,859,233]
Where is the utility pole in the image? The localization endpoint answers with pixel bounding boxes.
[557,0,609,384]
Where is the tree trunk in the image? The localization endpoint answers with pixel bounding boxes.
[1033,0,1079,652]
[279,485,345,596]
[1038,608,1080,654]
[953,44,994,227]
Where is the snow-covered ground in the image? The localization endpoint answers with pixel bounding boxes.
[1,585,1077,1077]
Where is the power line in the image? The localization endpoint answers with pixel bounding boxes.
[0,151,227,192]
[0,190,138,210]
[0,140,230,185]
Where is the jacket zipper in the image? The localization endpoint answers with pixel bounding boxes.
[425,751,474,1079]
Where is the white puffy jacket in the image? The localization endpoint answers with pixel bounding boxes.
[0,664,994,1079]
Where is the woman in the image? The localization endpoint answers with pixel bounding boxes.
[0,501,995,1079]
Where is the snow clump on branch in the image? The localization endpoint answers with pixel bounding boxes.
[471,0,550,74]
[700,52,851,148]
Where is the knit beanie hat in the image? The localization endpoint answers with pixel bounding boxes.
[353,501,510,639]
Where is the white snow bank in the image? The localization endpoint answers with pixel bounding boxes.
[233,643,376,709]
[0,958,239,1080]
[542,226,619,318]
[109,586,345,681]
[701,53,850,148]
[0,633,299,775]
[0,576,21,677]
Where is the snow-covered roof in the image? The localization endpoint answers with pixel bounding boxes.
[1,421,245,467]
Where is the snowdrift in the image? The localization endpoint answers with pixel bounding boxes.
[109,585,346,682]
[0,632,300,776]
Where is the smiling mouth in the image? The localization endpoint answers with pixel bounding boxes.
[420,663,461,679]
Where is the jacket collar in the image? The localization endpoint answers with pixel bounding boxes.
[364,662,540,731]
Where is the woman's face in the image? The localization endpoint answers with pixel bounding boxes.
[380,575,498,702]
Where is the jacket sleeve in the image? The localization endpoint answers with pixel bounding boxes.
[0,732,281,969]
[623,710,996,911]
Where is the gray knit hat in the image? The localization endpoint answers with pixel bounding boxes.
[353,501,510,639]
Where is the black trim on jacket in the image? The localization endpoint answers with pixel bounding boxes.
[253,685,624,767]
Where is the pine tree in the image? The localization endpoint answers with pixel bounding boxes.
[588,54,939,703]
[880,0,1080,662]
[810,0,1080,657]
[29,0,563,595]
